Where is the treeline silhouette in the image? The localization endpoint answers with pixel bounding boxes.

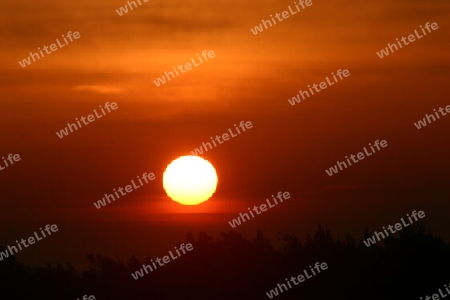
[1,223,448,299]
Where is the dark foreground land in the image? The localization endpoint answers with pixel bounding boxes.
[1,223,448,299]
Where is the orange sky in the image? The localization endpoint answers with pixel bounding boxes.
[0,0,449,266]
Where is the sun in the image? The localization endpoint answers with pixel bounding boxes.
[163,156,218,205]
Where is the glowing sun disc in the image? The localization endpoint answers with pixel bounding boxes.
[163,156,218,205]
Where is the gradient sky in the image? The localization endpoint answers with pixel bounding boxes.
[0,0,449,267]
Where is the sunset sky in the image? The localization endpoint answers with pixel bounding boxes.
[1,0,449,267]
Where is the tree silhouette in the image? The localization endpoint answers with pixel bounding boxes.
[0,222,448,299]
